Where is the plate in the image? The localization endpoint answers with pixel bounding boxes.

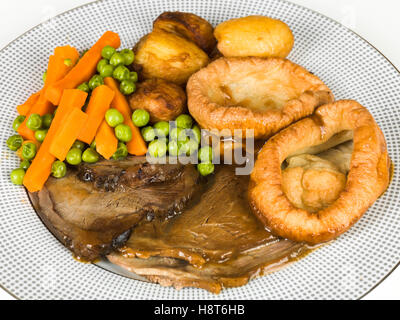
[0,0,399,300]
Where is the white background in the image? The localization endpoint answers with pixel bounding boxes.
[0,0,399,300]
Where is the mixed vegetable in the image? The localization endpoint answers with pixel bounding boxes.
[7,31,214,191]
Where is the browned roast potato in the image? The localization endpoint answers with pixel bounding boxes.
[129,78,187,123]
[153,11,216,54]
[214,15,294,58]
[133,30,210,85]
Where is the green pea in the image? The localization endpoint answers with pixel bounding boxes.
[34,129,47,142]
[141,126,156,142]
[72,140,86,151]
[154,121,170,138]
[13,115,26,131]
[51,161,67,178]
[82,148,99,163]
[42,70,47,83]
[26,113,42,131]
[176,114,193,129]
[120,80,136,95]
[113,65,130,82]
[120,49,135,65]
[115,124,132,142]
[101,45,116,60]
[132,109,150,127]
[90,140,96,150]
[168,140,179,156]
[64,59,72,67]
[112,142,128,160]
[198,146,213,163]
[20,159,30,170]
[42,113,53,129]
[77,82,90,93]
[22,142,37,160]
[88,75,104,90]
[109,52,125,66]
[179,139,198,156]
[97,59,109,73]
[66,148,82,165]
[105,108,124,127]
[197,162,215,176]
[100,64,115,78]
[192,125,201,143]
[170,127,187,141]
[148,139,167,158]
[129,71,138,82]
[6,135,23,151]
[10,168,25,185]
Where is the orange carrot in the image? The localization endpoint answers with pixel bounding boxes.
[95,120,118,159]
[77,85,115,144]
[49,108,88,161]
[23,89,88,192]
[18,46,80,140]
[16,46,78,117]
[54,45,80,62]
[104,77,147,156]
[45,31,121,105]
[47,89,88,130]
[17,91,41,116]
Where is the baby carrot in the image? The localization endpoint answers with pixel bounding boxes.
[17,91,41,116]
[49,108,88,161]
[95,120,118,160]
[18,46,80,140]
[45,31,121,106]
[23,89,87,192]
[77,85,115,144]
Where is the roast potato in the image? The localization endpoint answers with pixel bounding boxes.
[153,11,216,54]
[214,15,294,58]
[129,78,187,123]
[133,30,210,85]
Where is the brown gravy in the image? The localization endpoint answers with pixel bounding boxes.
[107,165,314,293]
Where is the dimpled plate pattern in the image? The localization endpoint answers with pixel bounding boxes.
[0,0,399,300]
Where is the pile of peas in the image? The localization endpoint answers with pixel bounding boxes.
[77,46,138,95]
[7,111,55,185]
[132,110,215,176]
[65,107,134,169]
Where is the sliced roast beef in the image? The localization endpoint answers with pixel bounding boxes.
[107,165,310,293]
[29,157,200,261]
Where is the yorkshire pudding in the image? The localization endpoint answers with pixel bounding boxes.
[248,100,390,244]
[187,57,334,138]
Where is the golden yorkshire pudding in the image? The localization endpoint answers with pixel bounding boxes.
[248,100,390,244]
[129,78,186,123]
[214,15,294,58]
[153,11,216,54]
[187,57,334,138]
[133,30,209,85]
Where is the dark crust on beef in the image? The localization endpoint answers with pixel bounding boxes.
[29,157,200,261]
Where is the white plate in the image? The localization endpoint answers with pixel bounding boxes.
[0,0,399,300]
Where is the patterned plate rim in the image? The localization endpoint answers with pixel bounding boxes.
[0,0,399,300]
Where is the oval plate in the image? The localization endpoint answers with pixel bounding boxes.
[0,0,399,299]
